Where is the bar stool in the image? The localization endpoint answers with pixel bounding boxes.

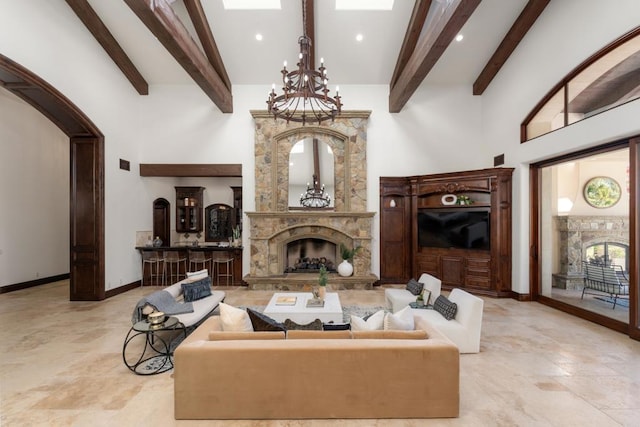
[163,251,187,285]
[211,251,234,285]
[141,251,163,286]
[188,250,212,279]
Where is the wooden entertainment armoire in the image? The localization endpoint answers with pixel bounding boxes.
[379,167,514,297]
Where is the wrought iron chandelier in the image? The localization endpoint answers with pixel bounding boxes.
[300,174,331,208]
[266,0,342,125]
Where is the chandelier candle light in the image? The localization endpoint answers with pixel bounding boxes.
[266,1,342,124]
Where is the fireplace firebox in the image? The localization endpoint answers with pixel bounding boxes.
[285,238,337,273]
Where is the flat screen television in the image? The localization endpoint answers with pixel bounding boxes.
[418,208,490,250]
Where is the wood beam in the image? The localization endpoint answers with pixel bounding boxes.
[390,0,432,91]
[139,163,242,177]
[473,0,550,95]
[183,0,231,91]
[304,0,316,70]
[389,0,481,113]
[64,0,149,95]
[124,0,232,113]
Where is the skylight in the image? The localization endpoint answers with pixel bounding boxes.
[222,0,281,10]
[335,0,394,10]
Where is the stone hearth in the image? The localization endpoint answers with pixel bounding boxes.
[245,111,377,290]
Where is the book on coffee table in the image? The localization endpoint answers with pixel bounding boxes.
[306,298,325,308]
[275,296,297,305]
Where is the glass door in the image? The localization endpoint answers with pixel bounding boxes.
[537,147,630,324]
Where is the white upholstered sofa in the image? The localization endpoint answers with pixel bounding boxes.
[132,273,225,328]
[385,273,442,313]
[411,288,484,353]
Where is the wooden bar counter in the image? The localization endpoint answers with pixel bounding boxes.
[136,245,243,286]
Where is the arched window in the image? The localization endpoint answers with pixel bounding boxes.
[522,27,640,142]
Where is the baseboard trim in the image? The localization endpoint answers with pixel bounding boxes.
[105,280,141,298]
[0,274,70,294]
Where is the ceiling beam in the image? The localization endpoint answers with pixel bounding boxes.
[304,0,316,70]
[64,0,149,95]
[390,0,432,91]
[389,0,481,113]
[473,0,550,95]
[124,0,232,113]
[183,0,231,91]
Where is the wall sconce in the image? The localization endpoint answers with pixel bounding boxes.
[389,199,396,208]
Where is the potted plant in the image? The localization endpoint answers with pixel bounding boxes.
[317,265,328,300]
[338,243,361,277]
[416,293,424,307]
[231,225,241,247]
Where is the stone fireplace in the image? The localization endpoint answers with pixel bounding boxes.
[552,215,629,289]
[245,110,377,290]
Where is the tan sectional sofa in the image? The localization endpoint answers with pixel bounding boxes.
[174,316,459,420]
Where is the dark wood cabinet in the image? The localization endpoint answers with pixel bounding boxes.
[175,186,204,233]
[380,167,513,297]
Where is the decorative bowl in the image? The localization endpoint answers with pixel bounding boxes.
[147,311,166,325]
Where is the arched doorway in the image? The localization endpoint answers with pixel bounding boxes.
[153,198,171,247]
[0,54,105,301]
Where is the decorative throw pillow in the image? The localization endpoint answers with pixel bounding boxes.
[433,295,458,320]
[247,308,286,332]
[350,310,385,331]
[181,277,212,302]
[322,323,351,331]
[185,269,208,281]
[383,306,415,330]
[405,278,424,296]
[219,303,253,332]
[283,318,323,330]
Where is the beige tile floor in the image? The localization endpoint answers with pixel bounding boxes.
[1,280,639,426]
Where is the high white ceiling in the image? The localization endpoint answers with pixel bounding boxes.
[86,0,531,90]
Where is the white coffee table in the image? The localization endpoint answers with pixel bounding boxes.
[263,292,343,324]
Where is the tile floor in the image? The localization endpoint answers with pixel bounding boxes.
[1,280,639,426]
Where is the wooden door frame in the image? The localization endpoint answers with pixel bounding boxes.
[529,140,638,339]
[0,54,105,300]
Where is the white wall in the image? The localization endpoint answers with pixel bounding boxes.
[4,0,638,295]
[0,89,69,287]
[481,0,640,294]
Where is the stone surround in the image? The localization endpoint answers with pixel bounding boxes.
[245,111,377,290]
[553,215,629,289]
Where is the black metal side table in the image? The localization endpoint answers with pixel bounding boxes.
[122,316,186,375]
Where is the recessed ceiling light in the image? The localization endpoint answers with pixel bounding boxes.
[336,0,393,10]
[223,0,281,10]
[255,33,263,41]
[356,34,364,42]
[455,34,464,42]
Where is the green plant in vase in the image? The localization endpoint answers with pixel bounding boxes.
[232,225,241,246]
[338,243,361,277]
[456,195,473,206]
[317,265,328,300]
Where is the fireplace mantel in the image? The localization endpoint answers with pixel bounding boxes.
[246,111,377,289]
